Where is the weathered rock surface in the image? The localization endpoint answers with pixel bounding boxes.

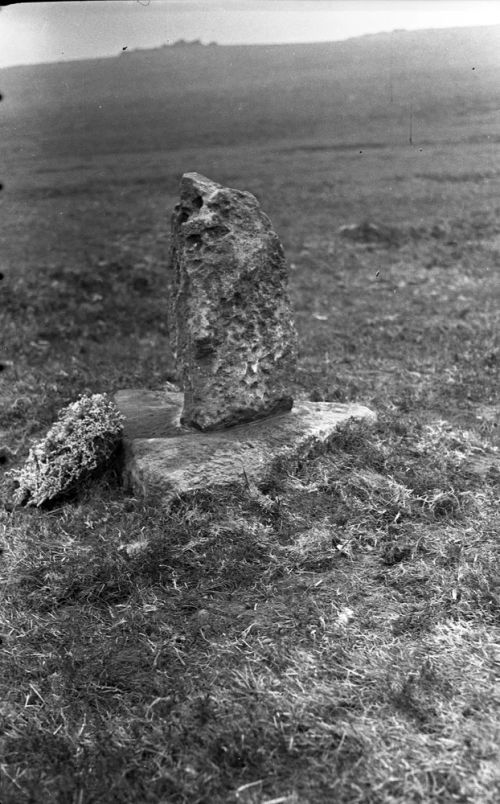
[115,389,376,507]
[168,172,298,431]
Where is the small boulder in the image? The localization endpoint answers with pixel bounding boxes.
[10,394,124,507]
[338,220,403,246]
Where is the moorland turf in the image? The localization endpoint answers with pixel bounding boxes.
[1,31,500,804]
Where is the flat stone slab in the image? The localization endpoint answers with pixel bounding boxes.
[115,389,376,506]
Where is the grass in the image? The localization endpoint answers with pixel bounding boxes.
[1,55,500,802]
[1,417,499,802]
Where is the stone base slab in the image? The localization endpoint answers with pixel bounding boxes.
[115,389,376,506]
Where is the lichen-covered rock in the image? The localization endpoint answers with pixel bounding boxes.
[168,172,297,431]
[10,394,124,507]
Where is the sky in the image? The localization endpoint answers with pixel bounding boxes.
[1,0,500,69]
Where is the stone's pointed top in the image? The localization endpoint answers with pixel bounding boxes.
[179,172,258,209]
[180,172,223,195]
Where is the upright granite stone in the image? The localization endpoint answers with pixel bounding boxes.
[168,172,298,431]
[114,172,377,511]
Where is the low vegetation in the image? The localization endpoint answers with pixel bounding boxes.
[1,32,499,804]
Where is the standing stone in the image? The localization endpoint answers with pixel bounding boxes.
[168,172,298,431]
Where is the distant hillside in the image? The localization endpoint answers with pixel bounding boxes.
[1,25,499,159]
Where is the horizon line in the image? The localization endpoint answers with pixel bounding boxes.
[1,20,499,71]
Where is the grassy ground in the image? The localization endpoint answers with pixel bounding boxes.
[1,130,499,803]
